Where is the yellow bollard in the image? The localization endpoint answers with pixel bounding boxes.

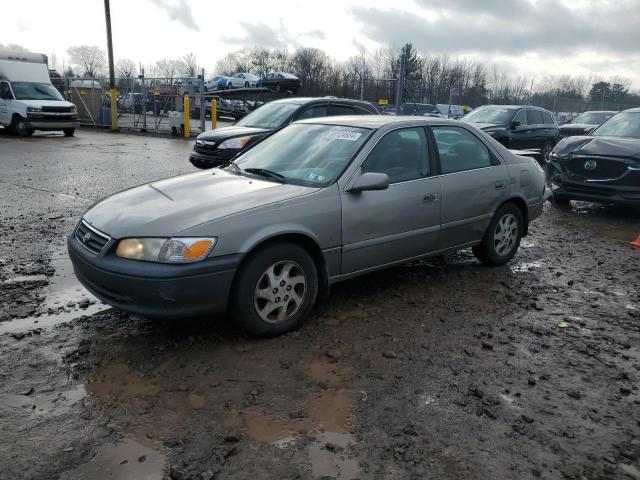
[211,99,217,130]
[109,89,118,131]
[183,95,190,138]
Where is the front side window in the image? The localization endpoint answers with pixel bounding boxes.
[432,126,492,174]
[234,123,370,187]
[514,110,527,126]
[0,82,12,99]
[361,127,430,183]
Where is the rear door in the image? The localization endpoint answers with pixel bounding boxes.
[431,125,510,249]
[340,126,441,274]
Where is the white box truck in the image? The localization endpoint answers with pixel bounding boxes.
[0,51,79,137]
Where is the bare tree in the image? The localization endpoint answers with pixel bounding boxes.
[180,52,198,77]
[67,45,106,78]
[154,59,181,80]
[116,58,137,78]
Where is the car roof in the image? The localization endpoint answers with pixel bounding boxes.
[269,97,375,107]
[580,110,617,114]
[295,115,461,129]
[624,107,640,113]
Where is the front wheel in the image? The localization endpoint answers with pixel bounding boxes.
[473,203,523,266]
[230,242,318,337]
[63,128,75,137]
[12,116,32,137]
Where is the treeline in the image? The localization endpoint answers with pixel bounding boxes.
[14,41,639,112]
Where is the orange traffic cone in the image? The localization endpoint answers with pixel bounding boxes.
[630,234,640,249]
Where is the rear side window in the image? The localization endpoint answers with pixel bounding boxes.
[361,127,430,183]
[526,109,544,125]
[541,111,554,124]
[432,126,492,174]
[298,105,329,120]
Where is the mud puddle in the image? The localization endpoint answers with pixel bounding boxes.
[59,437,167,480]
[0,252,108,334]
[1,384,86,417]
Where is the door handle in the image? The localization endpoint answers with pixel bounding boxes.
[422,194,438,204]
[494,181,506,190]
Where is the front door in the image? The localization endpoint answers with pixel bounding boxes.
[340,126,441,274]
[431,125,511,249]
[0,82,13,126]
[509,109,532,149]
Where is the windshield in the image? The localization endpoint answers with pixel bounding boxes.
[572,112,612,125]
[591,112,640,139]
[11,82,63,101]
[233,124,370,187]
[463,107,514,124]
[235,102,300,129]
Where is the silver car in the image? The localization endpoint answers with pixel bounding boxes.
[68,116,550,336]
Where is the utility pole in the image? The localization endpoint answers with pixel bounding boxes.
[104,0,117,130]
[395,52,405,116]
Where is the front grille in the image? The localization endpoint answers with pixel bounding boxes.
[560,128,586,137]
[564,156,628,180]
[74,220,110,255]
[42,106,73,113]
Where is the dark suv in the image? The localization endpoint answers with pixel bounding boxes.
[189,97,379,169]
[462,105,559,161]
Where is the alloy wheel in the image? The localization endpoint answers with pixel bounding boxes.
[494,213,518,256]
[254,260,307,324]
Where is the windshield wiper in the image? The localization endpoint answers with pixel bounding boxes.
[244,168,286,183]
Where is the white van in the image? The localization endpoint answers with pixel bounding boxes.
[0,51,78,137]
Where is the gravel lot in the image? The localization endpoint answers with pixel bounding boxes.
[0,129,639,480]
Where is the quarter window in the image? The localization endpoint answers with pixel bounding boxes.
[432,126,493,174]
[526,109,544,125]
[361,127,430,183]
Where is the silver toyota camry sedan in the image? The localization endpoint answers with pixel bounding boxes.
[68,116,551,336]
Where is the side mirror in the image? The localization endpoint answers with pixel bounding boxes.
[510,120,521,129]
[348,172,390,193]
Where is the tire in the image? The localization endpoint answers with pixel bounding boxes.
[230,242,318,337]
[63,128,75,137]
[275,83,281,93]
[12,116,31,137]
[552,196,570,207]
[244,81,249,88]
[472,202,524,266]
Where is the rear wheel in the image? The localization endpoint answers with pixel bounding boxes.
[63,128,75,137]
[231,242,318,337]
[275,83,281,93]
[539,141,553,162]
[244,81,250,88]
[473,203,523,266]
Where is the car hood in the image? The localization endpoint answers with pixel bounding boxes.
[83,169,317,238]
[554,136,640,159]
[471,122,505,130]
[197,125,270,142]
[19,99,75,108]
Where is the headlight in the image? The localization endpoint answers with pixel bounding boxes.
[116,237,216,263]
[218,136,252,149]
[70,105,77,112]
[27,106,42,113]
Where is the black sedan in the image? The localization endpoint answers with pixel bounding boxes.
[259,72,302,93]
[189,97,378,169]
[558,110,616,138]
[547,108,640,208]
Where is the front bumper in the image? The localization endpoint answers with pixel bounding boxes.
[68,234,240,319]
[26,120,79,130]
[546,163,640,206]
[189,148,238,169]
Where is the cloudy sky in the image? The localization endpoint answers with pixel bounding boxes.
[3,0,640,87]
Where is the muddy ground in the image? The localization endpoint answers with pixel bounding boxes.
[1,129,639,480]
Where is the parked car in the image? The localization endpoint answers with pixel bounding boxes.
[204,76,231,91]
[227,73,260,89]
[193,96,251,121]
[118,92,145,113]
[189,97,379,169]
[68,116,550,336]
[436,104,465,119]
[401,103,446,117]
[547,107,640,207]
[0,51,78,137]
[258,72,302,93]
[554,112,570,125]
[558,110,616,138]
[462,105,559,161]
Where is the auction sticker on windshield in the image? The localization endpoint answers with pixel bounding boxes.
[323,128,363,141]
